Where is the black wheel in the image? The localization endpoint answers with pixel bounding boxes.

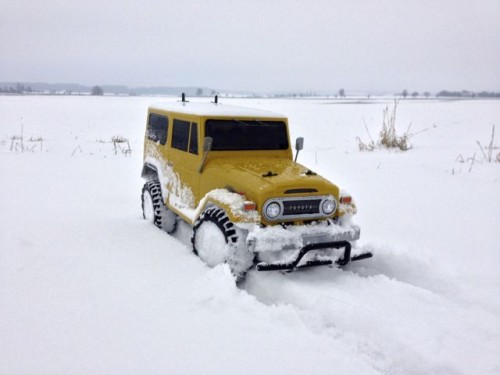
[141,180,177,234]
[192,207,254,280]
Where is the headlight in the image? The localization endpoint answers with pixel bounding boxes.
[265,201,281,219]
[321,198,337,215]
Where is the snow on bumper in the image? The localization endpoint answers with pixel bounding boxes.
[246,222,360,253]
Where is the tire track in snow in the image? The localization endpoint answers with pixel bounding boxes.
[168,224,500,373]
[240,246,500,375]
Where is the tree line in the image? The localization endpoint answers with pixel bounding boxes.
[400,89,500,98]
[3,83,499,99]
[0,84,106,96]
[0,83,34,94]
[435,90,500,98]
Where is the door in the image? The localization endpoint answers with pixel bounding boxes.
[167,118,201,216]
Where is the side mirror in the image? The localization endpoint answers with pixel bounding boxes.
[295,137,304,151]
[203,137,213,153]
[294,137,304,162]
[199,137,213,173]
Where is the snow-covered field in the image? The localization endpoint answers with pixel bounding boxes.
[1,95,499,374]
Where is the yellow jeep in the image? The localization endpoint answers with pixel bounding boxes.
[141,95,371,278]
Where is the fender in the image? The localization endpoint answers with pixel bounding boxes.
[141,163,159,181]
[195,189,261,226]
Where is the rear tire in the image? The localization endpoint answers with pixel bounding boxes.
[192,207,254,280]
[141,180,177,234]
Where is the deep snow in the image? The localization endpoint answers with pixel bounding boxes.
[1,95,499,374]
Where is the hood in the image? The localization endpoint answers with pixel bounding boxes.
[203,157,340,205]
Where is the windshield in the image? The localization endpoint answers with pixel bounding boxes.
[205,119,288,150]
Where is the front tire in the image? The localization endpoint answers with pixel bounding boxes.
[141,180,177,234]
[192,207,254,280]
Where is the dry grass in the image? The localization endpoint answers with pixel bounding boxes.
[71,135,131,157]
[455,125,499,173]
[357,99,413,152]
[8,125,45,152]
[476,125,499,163]
[111,135,131,156]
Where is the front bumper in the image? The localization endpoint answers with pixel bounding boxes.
[246,221,361,253]
[245,222,371,271]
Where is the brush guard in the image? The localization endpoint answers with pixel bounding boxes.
[256,241,372,272]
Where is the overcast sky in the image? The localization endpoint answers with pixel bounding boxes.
[1,0,499,93]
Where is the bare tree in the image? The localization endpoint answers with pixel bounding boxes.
[91,86,104,96]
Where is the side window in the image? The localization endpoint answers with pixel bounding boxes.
[172,119,190,151]
[147,113,168,145]
[189,123,198,155]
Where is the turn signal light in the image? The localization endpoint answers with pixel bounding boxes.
[340,196,352,204]
[243,201,256,211]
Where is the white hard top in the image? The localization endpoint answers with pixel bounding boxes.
[149,101,286,118]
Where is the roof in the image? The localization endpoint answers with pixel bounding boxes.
[149,101,286,118]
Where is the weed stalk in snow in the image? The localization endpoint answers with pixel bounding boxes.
[476,125,498,163]
[357,99,413,152]
[455,124,499,173]
[111,135,131,156]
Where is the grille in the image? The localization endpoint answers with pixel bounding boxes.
[263,195,335,221]
[282,199,321,216]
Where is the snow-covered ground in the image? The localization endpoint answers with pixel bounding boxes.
[1,95,499,374]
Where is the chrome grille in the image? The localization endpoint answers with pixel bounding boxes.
[262,195,336,221]
[282,199,321,216]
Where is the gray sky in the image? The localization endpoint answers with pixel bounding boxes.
[1,0,499,93]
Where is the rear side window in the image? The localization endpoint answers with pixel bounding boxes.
[172,119,190,151]
[147,113,168,145]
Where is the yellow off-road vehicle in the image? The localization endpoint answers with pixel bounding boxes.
[141,95,371,278]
